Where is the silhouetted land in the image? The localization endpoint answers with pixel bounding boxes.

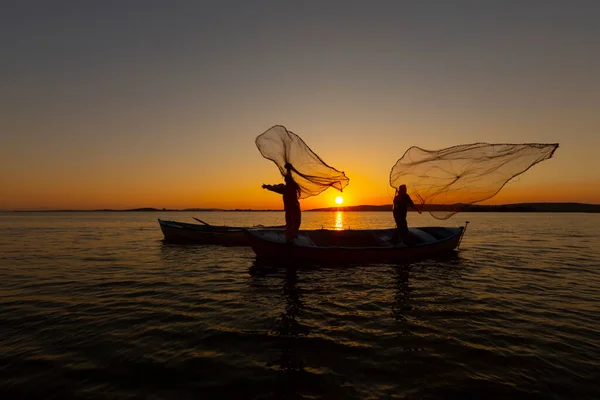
[309,202,600,213]
[7,202,600,213]
[9,208,280,212]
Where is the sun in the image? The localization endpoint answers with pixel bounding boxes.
[335,196,344,205]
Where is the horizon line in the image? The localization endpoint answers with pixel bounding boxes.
[3,201,600,213]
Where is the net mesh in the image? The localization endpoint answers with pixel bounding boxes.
[256,125,349,199]
[390,143,559,219]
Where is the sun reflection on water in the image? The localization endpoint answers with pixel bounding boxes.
[335,211,344,230]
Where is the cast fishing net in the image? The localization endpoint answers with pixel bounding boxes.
[390,143,559,219]
[256,125,349,199]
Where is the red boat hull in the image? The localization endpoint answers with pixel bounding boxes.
[244,226,466,264]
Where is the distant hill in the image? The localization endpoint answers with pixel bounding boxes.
[11,207,224,212]
[181,208,224,212]
[309,204,392,212]
[308,202,600,213]
[10,207,282,212]
[464,202,600,213]
[8,202,599,213]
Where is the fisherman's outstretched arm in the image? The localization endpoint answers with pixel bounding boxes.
[408,195,423,214]
[262,183,285,194]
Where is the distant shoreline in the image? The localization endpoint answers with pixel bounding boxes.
[5,202,600,213]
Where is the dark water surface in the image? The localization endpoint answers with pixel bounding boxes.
[1,211,599,399]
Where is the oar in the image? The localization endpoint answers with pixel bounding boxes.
[193,217,210,226]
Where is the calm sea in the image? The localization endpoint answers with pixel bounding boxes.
[1,211,599,399]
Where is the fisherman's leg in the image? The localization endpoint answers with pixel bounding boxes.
[391,228,399,244]
[285,209,292,227]
[391,216,401,244]
[399,219,409,243]
[285,210,293,243]
[285,208,301,243]
[290,209,301,239]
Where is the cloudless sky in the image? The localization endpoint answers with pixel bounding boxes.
[2,0,599,210]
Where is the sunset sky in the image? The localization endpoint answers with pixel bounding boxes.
[2,1,599,210]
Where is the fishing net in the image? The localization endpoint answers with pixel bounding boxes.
[256,125,349,199]
[390,143,559,220]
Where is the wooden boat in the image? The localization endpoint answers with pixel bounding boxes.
[243,225,468,264]
[158,218,285,246]
[159,218,397,247]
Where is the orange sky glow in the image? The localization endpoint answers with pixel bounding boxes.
[1,2,599,211]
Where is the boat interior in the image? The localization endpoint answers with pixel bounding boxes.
[289,227,458,248]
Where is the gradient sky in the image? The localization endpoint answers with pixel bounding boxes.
[2,0,599,210]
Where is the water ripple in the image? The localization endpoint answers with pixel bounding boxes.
[1,212,599,399]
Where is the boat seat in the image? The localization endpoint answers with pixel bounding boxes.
[294,233,317,247]
[374,232,393,246]
[408,228,438,244]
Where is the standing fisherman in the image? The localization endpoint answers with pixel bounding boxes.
[262,163,302,244]
[391,184,422,244]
